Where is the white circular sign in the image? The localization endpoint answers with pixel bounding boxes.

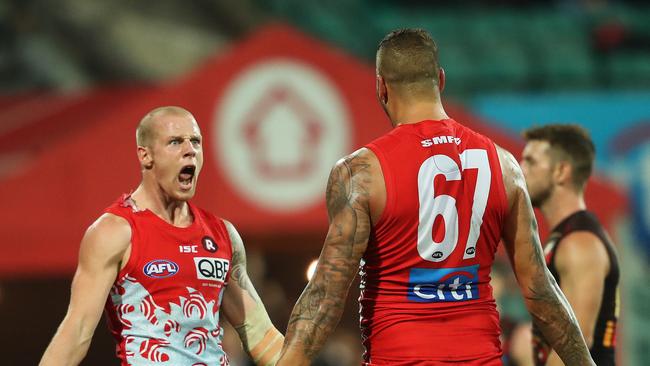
[214,59,351,212]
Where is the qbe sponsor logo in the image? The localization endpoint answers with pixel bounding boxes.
[194,257,230,282]
[407,265,479,302]
[143,259,179,279]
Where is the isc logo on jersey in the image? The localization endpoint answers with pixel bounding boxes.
[407,265,479,302]
[143,259,179,278]
[194,257,230,282]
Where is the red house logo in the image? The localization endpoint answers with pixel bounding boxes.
[243,85,322,179]
[214,60,350,212]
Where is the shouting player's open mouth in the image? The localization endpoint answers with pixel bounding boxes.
[178,164,196,191]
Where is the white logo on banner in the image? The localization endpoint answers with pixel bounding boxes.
[214,60,350,211]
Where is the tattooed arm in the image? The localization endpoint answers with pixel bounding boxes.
[496,146,595,366]
[221,221,284,366]
[277,150,373,366]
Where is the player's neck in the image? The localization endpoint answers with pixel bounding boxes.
[390,100,449,127]
[131,184,193,227]
[540,189,586,230]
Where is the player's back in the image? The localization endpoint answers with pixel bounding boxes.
[361,119,508,365]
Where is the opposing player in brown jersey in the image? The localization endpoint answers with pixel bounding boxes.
[521,124,620,366]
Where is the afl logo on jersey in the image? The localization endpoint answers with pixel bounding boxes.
[143,259,179,279]
[202,236,218,253]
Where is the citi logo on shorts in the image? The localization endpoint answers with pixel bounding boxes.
[407,265,479,302]
[143,259,179,279]
[194,257,230,282]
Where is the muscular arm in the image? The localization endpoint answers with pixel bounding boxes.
[40,214,131,366]
[220,220,284,366]
[277,151,373,366]
[546,232,609,366]
[496,146,595,366]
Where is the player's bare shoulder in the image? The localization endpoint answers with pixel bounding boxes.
[555,231,610,275]
[495,144,527,208]
[328,148,382,215]
[221,219,244,263]
[79,213,132,265]
[336,148,378,180]
[87,213,131,241]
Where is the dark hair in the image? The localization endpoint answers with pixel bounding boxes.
[523,124,596,190]
[377,28,440,94]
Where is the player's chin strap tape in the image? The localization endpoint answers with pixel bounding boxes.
[234,304,283,366]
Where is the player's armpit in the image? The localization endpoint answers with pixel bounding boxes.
[220,220,283,366]
[495,145,595,366]
[40,213,131,366]
[554,231,609,347]
[277,151,372,366]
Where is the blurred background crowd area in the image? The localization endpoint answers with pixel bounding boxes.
[2,0,650,95]
[0,0,649,365]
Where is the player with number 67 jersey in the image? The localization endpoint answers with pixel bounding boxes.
[277,28,595,366]
[360,117,507,363]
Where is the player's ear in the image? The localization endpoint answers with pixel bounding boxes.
[376,75,388,105]
[438,67,445,93]
[554,160,572,186]
[138,145,154,169]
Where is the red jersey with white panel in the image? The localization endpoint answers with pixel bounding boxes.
[361,119,509,365]
[103,194,233,366]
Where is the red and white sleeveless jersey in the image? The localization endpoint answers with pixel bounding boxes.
[361,119,509,365]
[103,194,233,366]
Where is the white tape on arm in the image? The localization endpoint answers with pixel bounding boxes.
[234,304,283,366]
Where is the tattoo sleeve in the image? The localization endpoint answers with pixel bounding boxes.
[223,222,283,366]
[225,223,262,303]
[280,153,372,362]
[498,147,594,366]
[522,216,591,365]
